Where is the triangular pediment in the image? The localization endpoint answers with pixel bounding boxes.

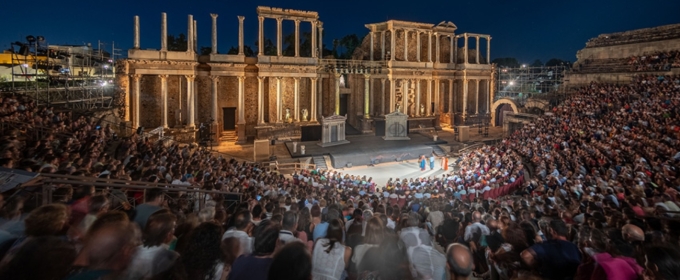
[385,110,408,117]
[321,114,348,122]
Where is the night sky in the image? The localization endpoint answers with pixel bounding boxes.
[2,0,679,63]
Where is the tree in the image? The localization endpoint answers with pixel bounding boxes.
[531,59,543,67]
[167,34,187,51]
[545,58,571,67]
[254,38,276,56]
[199,46,211,55]
[337,34,360,59]
[491,57,520,68]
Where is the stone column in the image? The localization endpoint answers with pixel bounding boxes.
[211,14,218,54]
[193,20,197,53]
[210,76,219,122]
[487,36,491,64]
[426,79,432,116]
[132,75,141,127]
[187,15,194,52]
[381,31,386,60]
[294,19,300,57]
[390,29,395,61]
[294,77,300,121]
[364,74,370,118]
[310,77,318,122]
[403,29,408,61]
[185,75,195,128]
[448,79,454,114]
[462,78,468,118]
[276,17,282,56]
[257,77,265,124]
[318,22,323,58]
[311,21,317,58]
[369,31,374,61]
[258,16,264,56]
[434,79,440,115]
[403,79,409,115]
[334,73,341,115]
[161,13,167,51]
[134,16,140,49]
[416,31,421,62]
[389,78,396,112]
[276,77,282,122]
[238,76,245,124]
[486,79,491,113]
[238,16,245,55]
[476,36,480,64]
[450,35,454,63]
[475,79,480,114]
[464,34,469,64]
[159,75,169,128]
[427,31,432,62]
[380,78,386,115]
[415,79,421,116]
[454,35,458,63]
[435,33,440,63]
[318,76,323,117]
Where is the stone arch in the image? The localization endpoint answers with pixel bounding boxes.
[524,98,550,114]
[490,98,519,127]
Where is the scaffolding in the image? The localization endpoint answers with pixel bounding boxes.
[495,65,569,104]
[5,36,118,111]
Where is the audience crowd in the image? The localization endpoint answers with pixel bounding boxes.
[0,73,679,280]
[628,50,680,71]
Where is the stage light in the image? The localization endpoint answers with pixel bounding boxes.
[509,81,515,86]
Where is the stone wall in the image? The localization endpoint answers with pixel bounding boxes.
[575,37,680,61]
[353,32,484,63]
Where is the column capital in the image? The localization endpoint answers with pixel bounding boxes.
[317,21,323,28]
[294,19,300,24]
[158,74,169,79]
[257,76,266,81]
[275,76,282,81]
[131,74,142,80]
[310,77,318,82]
[381,78,386,83]
[275,16,283,23]
[209,75,219,81]
[210,13,218,19]
[363,74,371,79]
[184,75,195,81]
[238,76,246,82]
[238,15,245,21]
[293,77,301,81]
[258,16,264,22]
[334,73,341,78]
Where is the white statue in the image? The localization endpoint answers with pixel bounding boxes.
[285,108,292,123]
[301,108,308,122]
[420,104,425,115]
[339,75,346,88]
[395,103,401,113]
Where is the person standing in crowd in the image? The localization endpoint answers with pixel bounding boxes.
[279,211,302,244]
[222,210,253,256]
[521,219,581,280]
[229,220,280,280]
[268,242,312,280]
[446,243,474,280]
[132,188,166,230]
[312,219,351,280]
[125,211,179,280]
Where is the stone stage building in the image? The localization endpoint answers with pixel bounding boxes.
[118,6,494,143]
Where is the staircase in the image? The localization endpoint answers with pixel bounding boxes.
[219,131,237,142]
[431,145,446,157]
[312,155,328,170]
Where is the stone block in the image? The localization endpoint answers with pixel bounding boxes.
[253,140,270,161]
[457,126,469,142]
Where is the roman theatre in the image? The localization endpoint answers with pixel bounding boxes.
[117,6,494,146]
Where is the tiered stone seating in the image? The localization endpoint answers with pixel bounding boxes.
[586,23,680,48]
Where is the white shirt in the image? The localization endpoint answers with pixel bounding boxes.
[222,229,252,256]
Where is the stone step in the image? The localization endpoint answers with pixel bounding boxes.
[432,145,446,157]
[312,155,327,170]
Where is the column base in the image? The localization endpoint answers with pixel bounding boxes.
[236,123,247,144]
[361,117,373,134]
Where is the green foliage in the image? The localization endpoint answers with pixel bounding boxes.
[491,57,520,68]
[167,34,187,51]
[199,46,211,55]
[531,59,543,67]
[545,58,571,67]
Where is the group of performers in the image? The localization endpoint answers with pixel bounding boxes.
[418,152,449,171]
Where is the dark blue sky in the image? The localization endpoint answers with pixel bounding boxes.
[2,0,679,63]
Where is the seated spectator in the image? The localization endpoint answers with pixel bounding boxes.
[268,242,312,280]
[0,236,76,280]
[125,211,179,279]
[66,222,139,280]
[229,220,280,280]
[133,188,166,230]
[446,243,474,280]
[312,218,351,280]
[521,219,581,280]
[80,195,109,234]
[180,222,226,280]
[223,209,253,256]
[279,211,302,244]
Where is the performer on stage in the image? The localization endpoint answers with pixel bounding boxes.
[429,153,435,170]
[419,155,426,171]
[441,156,449,171]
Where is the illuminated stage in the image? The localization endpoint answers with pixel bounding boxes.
[285,133,447,168]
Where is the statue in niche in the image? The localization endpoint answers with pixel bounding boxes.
[301,109,308,122]
[285,108,292,123]
[395,103,401,113]
[339,75,346,88]
[420,104,425,116]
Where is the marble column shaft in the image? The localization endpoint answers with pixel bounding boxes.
[415,79,421,116]
[318,22,323,58]
[238,76,245,123]
[258,16,264,56]
[404,29,408,61]
[211,14,218,54]
[238,16,245,55]
[311,21,317,58]
[435,33,440,63]
[132,75,141,127]
[486,79,491,113]
[159,75,168,128]
[428,31,432,62]
[334,73,341,115]
[294,77,300,121]
[389,78,396,112]
[211,76,218,122]
[450,35,454,63]
[276,77,282,122]
[185,75,195,127]
[426,79,432,116]
[310,77,318,122]
[318,76,323,117]
[390,29,396,61]
[369,31,374,61]
[448,79,454,114]
[476,36,480,64]
[463,78,468,117]
[487,37,492,64]
[416,31,421,62]
[403,79,409,115]
[381,31,386,60]
[381,79,386,115]
[187,15,194,52]
[364,75,370,118]
[475,79,480,114]
[134,16,140,49]
[276,17,282,56]
[161,13,167,51]
[294,20,300,57]
[464,34,469,64]
[257,77,265,124]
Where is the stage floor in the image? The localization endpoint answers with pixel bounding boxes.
[284,133,447,168]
